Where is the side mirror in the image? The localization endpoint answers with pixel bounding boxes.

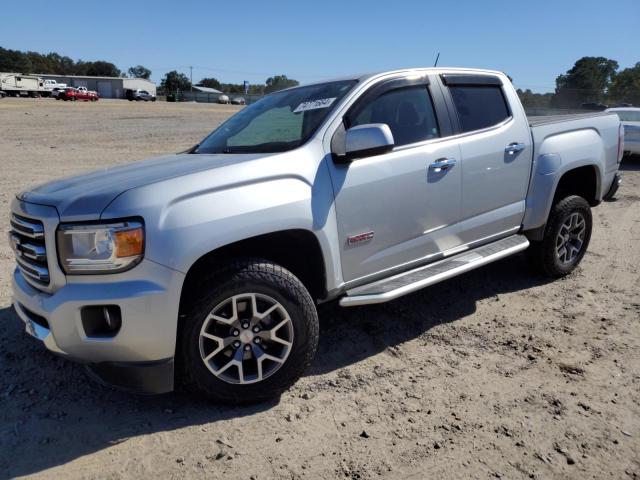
[344,124,394,161]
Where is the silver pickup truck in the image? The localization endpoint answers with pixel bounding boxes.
[9,68,623,402]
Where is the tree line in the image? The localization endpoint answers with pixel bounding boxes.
[159,71,299,95]
[2,47,637,104]
[0,47,299,95]
[0,47,151,79]
[518,56,640,109]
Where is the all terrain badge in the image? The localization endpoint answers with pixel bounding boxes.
[347,231,374,246]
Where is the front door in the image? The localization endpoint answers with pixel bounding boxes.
[327,78,463,283]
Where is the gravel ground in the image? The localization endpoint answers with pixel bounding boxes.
[0,97,639,480]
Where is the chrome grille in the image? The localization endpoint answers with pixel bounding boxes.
[9,214,50,285]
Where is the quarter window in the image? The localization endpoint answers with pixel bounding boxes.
[348,86,440,147]
[449,85,510,132]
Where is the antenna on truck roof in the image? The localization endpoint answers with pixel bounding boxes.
[433,52,440,67]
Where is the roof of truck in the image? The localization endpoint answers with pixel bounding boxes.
[303,67,506,86]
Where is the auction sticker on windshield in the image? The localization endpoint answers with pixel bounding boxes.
[293,97,337,113]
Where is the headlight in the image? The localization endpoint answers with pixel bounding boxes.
[57,219,144,274]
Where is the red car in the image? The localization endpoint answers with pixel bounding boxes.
[59,87,99,102]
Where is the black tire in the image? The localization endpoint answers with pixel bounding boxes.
[179,259,319,404]
[527,195,592,277]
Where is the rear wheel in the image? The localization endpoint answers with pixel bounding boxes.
[527,195,592,277]
[179,260,319,404]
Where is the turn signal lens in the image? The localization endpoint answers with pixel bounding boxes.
[114,228,144,257]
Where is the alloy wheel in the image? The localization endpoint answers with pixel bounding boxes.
[555,212,586,264]
[199,293,294,384]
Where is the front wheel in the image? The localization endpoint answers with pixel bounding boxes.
[179,260,319,404]
[527,195,592,277]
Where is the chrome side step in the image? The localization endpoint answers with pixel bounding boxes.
[339,234,529,307]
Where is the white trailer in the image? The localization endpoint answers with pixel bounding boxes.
[0,73,45,97]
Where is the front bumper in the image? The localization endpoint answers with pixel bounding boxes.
[11,259,185,394]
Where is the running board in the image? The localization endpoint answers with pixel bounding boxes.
[339,234,529,307]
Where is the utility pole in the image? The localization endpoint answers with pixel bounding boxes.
[189,66,193,93]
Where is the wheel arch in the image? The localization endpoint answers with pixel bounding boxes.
[524,163,600,241]
[178,229,328,318]
[554,164,600,205]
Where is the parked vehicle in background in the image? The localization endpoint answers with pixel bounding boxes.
[58,87,78,101]
[59,87,99,102]
[607,107,640,156]
[42,79,67,97]
[10,68,623,403]
[0,73,44,97]
[231,97,246,105]
[0,90,6,99]
[51,87,67,99]
[75,86,98,96]
[581,102,609,111]
[77,89,99,101]
[128,89,156,102]
[217,94,230,104]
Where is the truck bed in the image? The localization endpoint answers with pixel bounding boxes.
[527,112,613,127]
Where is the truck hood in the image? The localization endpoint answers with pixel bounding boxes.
[18,153,264,221]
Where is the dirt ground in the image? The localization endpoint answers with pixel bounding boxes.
[0,97,639,480]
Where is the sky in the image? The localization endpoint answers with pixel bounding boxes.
[1,0,638,93]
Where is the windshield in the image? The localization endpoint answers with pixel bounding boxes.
[614,110,640,122]
[194,80,357,154]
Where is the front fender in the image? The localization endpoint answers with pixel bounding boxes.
[101,167,343,292]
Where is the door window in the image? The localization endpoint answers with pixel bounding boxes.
[449,85,510,132]
[348,86,440,146]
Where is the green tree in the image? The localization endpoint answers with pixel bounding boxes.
[0,46,128,76]
[85,61,122,77]
[265,75,299,94]
[128,65,152,79]
[551,56,618,108]
[516,88,554,109]
[608,62,640,105]
[161,70,191,91]
[198,77,222,90]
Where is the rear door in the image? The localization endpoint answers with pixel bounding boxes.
[439,73,532,244]
[327,75,463,283]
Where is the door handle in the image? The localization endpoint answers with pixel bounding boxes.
[505,142,526,155]
[429,158,457,173]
